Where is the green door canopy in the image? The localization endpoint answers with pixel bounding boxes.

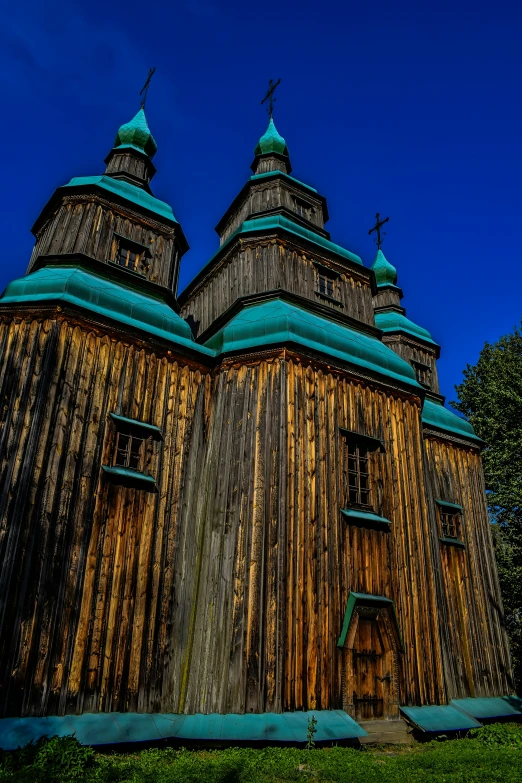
[400,704,482,733]
[422,397,482,444]
[0,265,214,358]
[0,710,366,750]
[337,592,403,650]
[374,309,439,348]
[451,696,522,720]
[205,299,422,390]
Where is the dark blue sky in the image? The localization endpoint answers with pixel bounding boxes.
[2,0,521,404]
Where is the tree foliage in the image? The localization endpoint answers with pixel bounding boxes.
[452,321,522,688]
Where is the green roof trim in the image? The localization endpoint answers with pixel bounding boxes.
[0,265,214,358]
[451,696,522,720]
[422,398,482,443]
[435,499,464,512]
[64,176,177,223]
[440,537,466,548]
[400,704,481,733]
[113,108,157,159]
[337,592,402,649]
[109,413,163,440]
[0,710,367,749]
[231,215,362,265]
[250,170,318,193]
[204,299,421,389]
[374,309,438,346]
[254,118,289,157]
[371,249,397,287]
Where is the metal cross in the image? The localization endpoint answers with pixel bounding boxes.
[140,67,156,109]
[261,78,281,117]
[368,213,390,248]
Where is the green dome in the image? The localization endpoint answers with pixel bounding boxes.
[254,118,289,157]
[371,249,397,287]
[114,109,158,159]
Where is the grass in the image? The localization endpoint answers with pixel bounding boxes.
[0,723,521,782]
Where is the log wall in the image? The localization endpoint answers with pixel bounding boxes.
[423,436,513,698]
[29,197,179,292]
[180,239,375,336]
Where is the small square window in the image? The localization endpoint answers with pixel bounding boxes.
[440,510,461,539]
[111,235,151,275]
[343,440,373,510]
[114,431,149,472]
[294,198,313,221]
[318,273,335,298]
[412,361,431,387]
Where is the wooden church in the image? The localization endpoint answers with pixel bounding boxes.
[0,88,519,745]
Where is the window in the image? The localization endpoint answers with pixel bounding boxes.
[412,360,431,387]
[440,510,460,539]
[294,198,313,221]
[436,499,465,545]
[114,431,148,472]
[111,234,151,275]
[344,440,372,508]
[102,413,163,492]
[318,273,335,298]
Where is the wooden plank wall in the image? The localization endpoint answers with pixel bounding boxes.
[29,199,178,292]
[0,315,209,717]
[0,316,512,718]
[180,240,375,337]
[381,337,440,394]
[423,436,514,698]
[219,181,325,244]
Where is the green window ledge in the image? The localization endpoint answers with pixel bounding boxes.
[102,465,157,492]
[435,499,464,512]
[110,413,163,441]
[439,536,466,549]
[341,508,391,530]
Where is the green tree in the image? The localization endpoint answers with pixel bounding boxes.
[452,321,522,690]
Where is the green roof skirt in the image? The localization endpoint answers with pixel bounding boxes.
[0,710,366,749]
[374,309,438,346]
[371,249,397,287]
[250,170,318,193]
[205,298,421,389]
[113,108,157,159]
[64,176,177,223]
[254,118,289,157]
[422,397,482,443]
[401,704,481,732]
[0,265,213,357]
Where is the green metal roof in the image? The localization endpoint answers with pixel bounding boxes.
[113,108,157,159]
[451,696,522,720]
[254,118,289,157]
[64,175,177,223]
[401,704,481,733]
[250,170,318,193]
[205,298,421,389]
[422,397,482,443]
[0,265,214,357]
[371,248,397,287]
[337,592,401,649]
[375,309,438,346]
[0,709,366,749]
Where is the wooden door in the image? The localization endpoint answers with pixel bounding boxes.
[343,609,399,720]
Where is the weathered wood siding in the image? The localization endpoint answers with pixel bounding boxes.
[181,239,375,336]
[29,198,179,292]
[423,436,513,698]
[382,336,440,394]
[219,180,326,244]
[0,315,210,717]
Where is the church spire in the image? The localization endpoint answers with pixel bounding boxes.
[104,107,158,191]
[371,248,398,287]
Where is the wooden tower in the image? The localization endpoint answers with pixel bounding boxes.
[0,102,517,743]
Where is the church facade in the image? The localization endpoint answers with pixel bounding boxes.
[0,103,516,739]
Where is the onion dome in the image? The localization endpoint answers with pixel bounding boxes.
[113,109,158,159]
[254,118,289,157]
[371,249,397,287]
